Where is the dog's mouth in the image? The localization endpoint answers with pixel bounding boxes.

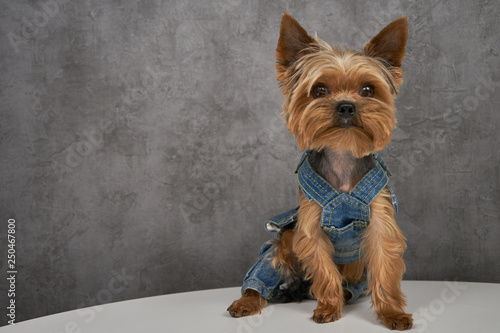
[340,121,353,129]
[337,117,358,129]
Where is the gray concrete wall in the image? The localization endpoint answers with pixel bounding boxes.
[0,0,499,325]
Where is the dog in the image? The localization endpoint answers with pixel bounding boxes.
[228,13,412,330]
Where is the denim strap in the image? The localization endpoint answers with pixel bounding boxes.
[297,151,340,207]
[349,153,391,205]
[297,152,392,207]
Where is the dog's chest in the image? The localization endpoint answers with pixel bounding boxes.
[310,149,375,193]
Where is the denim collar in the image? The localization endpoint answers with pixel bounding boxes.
[296,150,391,207]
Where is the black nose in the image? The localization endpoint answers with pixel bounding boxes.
[337,103,355,118]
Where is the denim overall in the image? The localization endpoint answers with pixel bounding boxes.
[241,151,398,303]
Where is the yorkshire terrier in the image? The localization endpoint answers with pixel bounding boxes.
[228,13,412,330]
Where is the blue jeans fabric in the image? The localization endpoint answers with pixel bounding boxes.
[242,241,369,303]
[242,152,397,304]
[242,242,283,300]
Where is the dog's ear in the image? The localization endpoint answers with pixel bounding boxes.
[276,13,316,69]
[364,17,407,67]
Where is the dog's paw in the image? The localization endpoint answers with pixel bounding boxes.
[312,301,342,324]
[380,313,413,330]
[227,290,267,318]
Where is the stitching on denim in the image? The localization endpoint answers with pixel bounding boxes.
[386,184,398,211]
[332,244,362,253]
[373,153,391,176]
[323,220,368,235]
[333,249,361,263]
[245,279,273,296]
[302,159,339,201]
[305,158,341,195]
[302,167,333,203]
[363,175,388,203]
[324,196,368,224]
[298,171,326,208]
[350,154,380,195]
[266,211,299,229]
[299,166,330,207]
[352,166,382,198]
[351,169,375,196]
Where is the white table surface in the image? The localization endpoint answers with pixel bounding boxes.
[1,281,499,332]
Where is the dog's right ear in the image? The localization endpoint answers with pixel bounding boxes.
[276,13,316,70]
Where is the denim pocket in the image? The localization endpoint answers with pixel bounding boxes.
[324,220,368,264]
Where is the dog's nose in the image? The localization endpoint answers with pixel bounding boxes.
[337,103,355,118]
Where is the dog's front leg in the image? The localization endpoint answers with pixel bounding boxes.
[293,190,343,323]
[363,188,413,330]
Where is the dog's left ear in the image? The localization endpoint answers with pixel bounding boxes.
[364,17,407,67]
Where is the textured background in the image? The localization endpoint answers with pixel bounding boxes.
[0,0,499,325]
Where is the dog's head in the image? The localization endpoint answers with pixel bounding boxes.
[276,13,407,157]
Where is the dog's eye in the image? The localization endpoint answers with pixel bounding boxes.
[312,85,330,98]
[359,84,374,97]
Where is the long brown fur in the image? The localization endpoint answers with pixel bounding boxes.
[293,190,344,322]
[363,188,412,329]
[228,13,412,330]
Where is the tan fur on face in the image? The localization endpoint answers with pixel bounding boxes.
[279,43,400,157]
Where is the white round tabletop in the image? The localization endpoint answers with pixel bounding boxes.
[1,281,498,332]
